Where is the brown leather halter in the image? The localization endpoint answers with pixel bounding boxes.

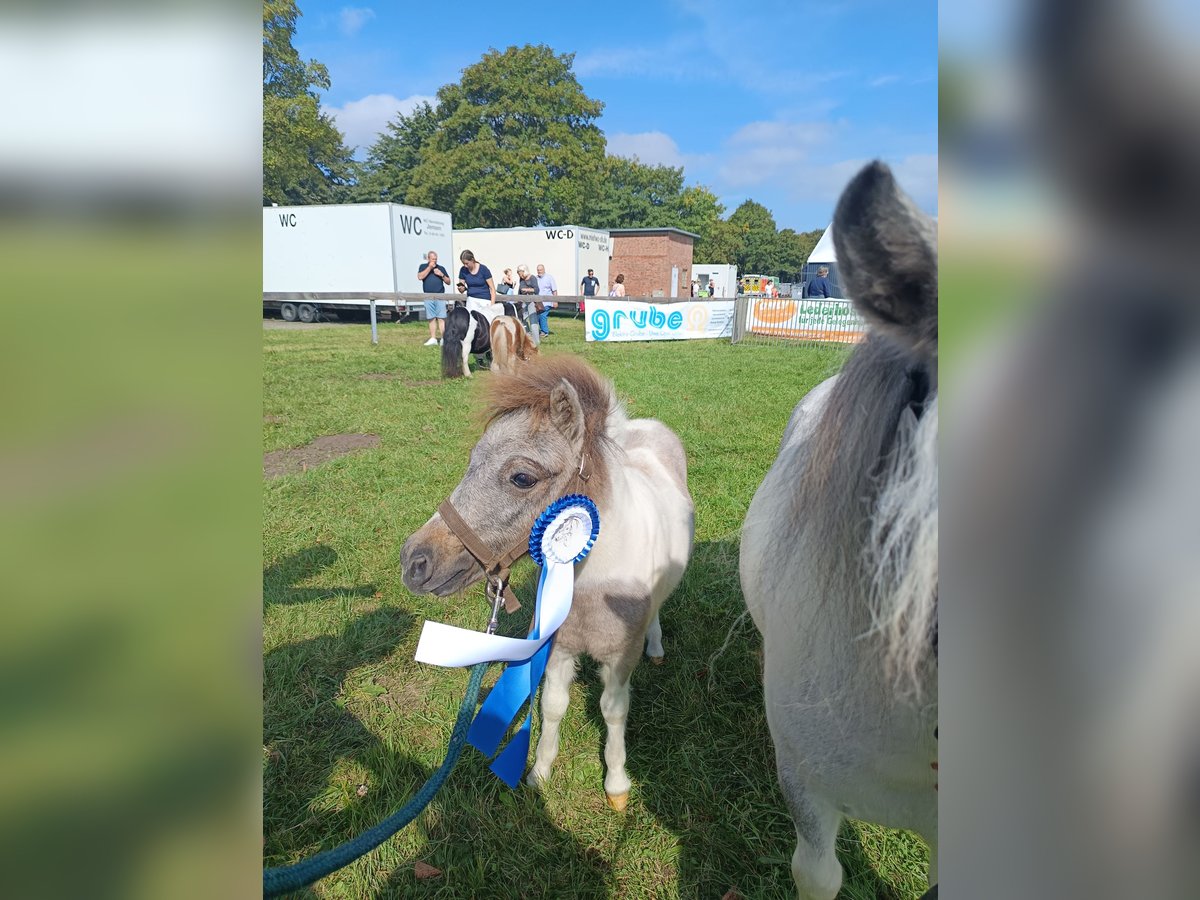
[437,499,526,616]
[435,455,594,625]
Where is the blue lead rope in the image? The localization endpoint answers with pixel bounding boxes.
[262,661,488,898]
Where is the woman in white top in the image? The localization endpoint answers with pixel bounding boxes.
[609,273,626,297]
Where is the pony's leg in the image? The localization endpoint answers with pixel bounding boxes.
[598,648,641,811]
[460,338,471,378]
[527,646,577,788]
[645,612,664,664]
[777,760,843,900]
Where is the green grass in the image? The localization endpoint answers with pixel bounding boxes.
[263,315,931,898]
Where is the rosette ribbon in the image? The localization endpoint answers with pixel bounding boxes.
[413,495,600,787]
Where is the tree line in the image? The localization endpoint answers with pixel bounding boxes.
[263,0,824,280]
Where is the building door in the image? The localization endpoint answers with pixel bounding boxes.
[670,266,679,298]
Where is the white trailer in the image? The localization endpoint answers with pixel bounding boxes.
[451,226,611,307]
[692,263,738,298]
[263,202,453,322]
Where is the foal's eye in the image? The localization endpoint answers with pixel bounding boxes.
[510,472,538,489]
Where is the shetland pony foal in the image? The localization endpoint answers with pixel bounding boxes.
[402,356,694,808]
[741,162,938,900]
[441,301,520,379]
[489,315,538,375]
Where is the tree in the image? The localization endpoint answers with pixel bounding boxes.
[262,0,357,205]
[773,228,824,281]
[671,185,741,264]
[588,156,686,229]
[354,101,439,203]
[395,45,606,227]
[728,200,780,274]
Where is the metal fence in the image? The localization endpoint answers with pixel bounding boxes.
[730,296,867,347]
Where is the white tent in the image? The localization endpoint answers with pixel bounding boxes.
[806,223,836,264]
[802,224,844,298]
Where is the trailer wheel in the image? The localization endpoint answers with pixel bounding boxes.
[280,302,298,322]
[297,303,318,323]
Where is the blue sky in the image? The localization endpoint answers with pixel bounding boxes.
[295,0,937,231]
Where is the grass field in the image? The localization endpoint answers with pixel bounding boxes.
[263,314,931,899]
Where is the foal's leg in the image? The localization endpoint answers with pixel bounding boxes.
[645,612,664,664]
[599,647,642,811]
[461,317,475,378]
[777,757,843,900]
[526,646,577,788]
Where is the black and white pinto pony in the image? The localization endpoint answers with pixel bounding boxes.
[441,300,520,379]
[740,162,938,899]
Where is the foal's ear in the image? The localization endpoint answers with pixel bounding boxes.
[833,161,937,358]
[549,378,586,450]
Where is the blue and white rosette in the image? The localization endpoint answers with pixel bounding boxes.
[413,495,599,787]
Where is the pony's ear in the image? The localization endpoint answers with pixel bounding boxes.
[549,378,586,451]
[1029,1,1199,254]
[833,161,937,358]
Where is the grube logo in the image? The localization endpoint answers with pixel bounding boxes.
[590,305,686,340]
[396,214,422,235]
[278,213,297,227]
[545,228,574,240]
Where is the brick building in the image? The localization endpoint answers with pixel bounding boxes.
[607,227,699,298]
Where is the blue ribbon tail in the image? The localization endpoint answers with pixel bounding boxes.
[487,638,552,787]
[468,656,534,756]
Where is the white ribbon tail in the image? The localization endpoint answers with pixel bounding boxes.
[413,562,575,668]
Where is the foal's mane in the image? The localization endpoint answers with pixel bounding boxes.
[482,355,619,498]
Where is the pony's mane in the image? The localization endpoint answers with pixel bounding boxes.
[794,334,937,696]
[482,355,618,498]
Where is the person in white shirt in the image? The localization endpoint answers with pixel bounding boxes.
[535,263,558,336]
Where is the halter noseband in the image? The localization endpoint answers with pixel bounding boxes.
[437,499,526,615]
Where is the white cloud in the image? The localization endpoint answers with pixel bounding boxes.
[323,92,434,150]
[757,154,939,212]
[717,120,839,188]
[870,74,902,88]
[338,7,375,37]
[606,131,685,168]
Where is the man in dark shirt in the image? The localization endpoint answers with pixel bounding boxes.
[580,268,600,297]
[807,265,833,299]
[417,251,450,345]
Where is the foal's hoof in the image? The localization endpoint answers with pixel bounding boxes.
[606,792,628,812]
[650,656,664,666]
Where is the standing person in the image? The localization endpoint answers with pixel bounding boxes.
[418,250,450,346]
[609,273,626,297]
[579,267,599,316]
[707,279,716,298]
[498,268,516,295]
[690,280,698,298]
[457,249,496,312]
[535,263,558,336]
[516,264,541,347]
[806,265,833,299]
[580,268,600,298]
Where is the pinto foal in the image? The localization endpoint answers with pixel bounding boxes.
[402,356,695,808]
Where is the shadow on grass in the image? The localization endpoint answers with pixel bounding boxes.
[264,572,606,898]
[568,538,921,898]
[264,543,378,606]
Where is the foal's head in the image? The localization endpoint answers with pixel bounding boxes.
[402,356,615,597]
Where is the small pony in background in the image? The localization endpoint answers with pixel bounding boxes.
[441,301,520,379]
[489,315,538,375]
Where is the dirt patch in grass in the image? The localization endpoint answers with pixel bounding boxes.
[263,415,286,424]
[264,433,381,479]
